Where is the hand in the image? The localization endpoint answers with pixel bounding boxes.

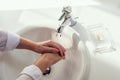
[17,37,66,57]
[34,53,63,73]
[34,40,66,57]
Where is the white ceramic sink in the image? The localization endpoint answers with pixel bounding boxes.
[0,26,89,80]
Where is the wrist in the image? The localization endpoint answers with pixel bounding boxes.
[34,57,50,73]
[34,42,44,54]
[17,37,37,51]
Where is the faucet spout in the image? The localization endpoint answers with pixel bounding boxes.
[56,6,77,37]
[57,6,72,34]
[57,17,69,33]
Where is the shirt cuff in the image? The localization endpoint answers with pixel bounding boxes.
[5,32,20,51]
[20,65,42,80]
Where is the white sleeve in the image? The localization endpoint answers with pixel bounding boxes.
[0,30,7,51]
[17,65,42,80]
[0,30,20,51]
[16,74,33,80]
[5,32,20,51]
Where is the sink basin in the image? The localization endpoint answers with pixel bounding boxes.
[0,26,89,80]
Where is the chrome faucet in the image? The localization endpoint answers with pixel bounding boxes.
[57,6,89,42]
[57,6,77,34]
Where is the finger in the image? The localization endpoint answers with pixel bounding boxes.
[55,42,66,52]
[58,50,63,57]
[55,53,64,60]
[58,51,65,57]
[48,40,66,52]
[53,42,66,53]
[55,43,65,57]
[48,41,66,56]
[62,54,65,59]
[42,46,59,53]
[58,47,65,57]
[57,53,65,59]
[40,40,66,52]
[44,40,65,57]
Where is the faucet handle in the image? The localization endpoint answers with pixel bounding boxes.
[59,6,72,21]
[62,6,72,13]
